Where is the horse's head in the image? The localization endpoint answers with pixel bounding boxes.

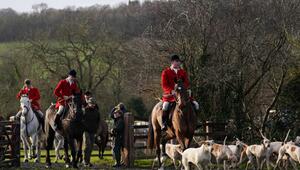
[20,94,31,116]
[174,79,189,108]
[68,92,83,121]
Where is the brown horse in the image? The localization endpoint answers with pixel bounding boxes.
[44,93,84,168]
[148,79,197,168]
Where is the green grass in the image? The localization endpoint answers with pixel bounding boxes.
[16,149,154,169]
[14,150,299,170]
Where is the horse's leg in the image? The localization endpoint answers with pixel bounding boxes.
[69,139,78,168]
[175,131,186,150]
[103,132,109,158]
[76,135,83,166]
[21,134,29,162]
[184,137,192,151]
[101,134,107,159]
[54,138,59,163]
[154,130,162,168]
[31,134,38,159]
[95,137,101,159]
[33,133,40,163]
[45,124,55,168]
[63,138,71,168]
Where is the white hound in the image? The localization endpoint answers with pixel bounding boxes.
[177,140,214,170]
[245,130,271,170]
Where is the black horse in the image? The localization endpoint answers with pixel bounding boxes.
[44,93,84,168]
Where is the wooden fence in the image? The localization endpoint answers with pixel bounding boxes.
[1,114,226,168]
[0,120,20,168]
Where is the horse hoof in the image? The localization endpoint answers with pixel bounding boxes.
[24,159,29,163]
[65,164,70,168]
[31,154,37,159]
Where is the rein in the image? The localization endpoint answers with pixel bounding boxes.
[23,106,35,124]
[22,105,35,137]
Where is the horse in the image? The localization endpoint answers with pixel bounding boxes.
[19,95,42,163]
[95,119,109,159]
[147,79,197,169]
[44,93,84,168]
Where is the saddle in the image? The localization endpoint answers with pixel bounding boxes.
[54,106,70,120]
[160,102,176,127]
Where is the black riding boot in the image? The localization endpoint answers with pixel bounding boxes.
[161,110,168,131]
[54,114,61,130]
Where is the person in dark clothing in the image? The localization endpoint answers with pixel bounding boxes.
[110,103,127,119]
[82,91,100,167]
[111,109,125,168]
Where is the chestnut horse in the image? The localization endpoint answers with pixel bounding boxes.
[148,79,197,168]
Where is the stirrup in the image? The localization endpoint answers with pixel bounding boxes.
[161,123,167,131]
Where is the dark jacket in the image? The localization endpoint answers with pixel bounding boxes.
[112,117,125,146]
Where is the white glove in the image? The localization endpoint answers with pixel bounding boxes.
[63,96,70,100]
[187,89,192,97]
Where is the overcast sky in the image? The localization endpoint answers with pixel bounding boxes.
[0,0,142,13]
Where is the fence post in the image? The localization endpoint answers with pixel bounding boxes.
[123,112,134,167]
[11,121,20,167]
[205,121,212,140]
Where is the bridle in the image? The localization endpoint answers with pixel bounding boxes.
[21,104,34,124]
[21,101,35,137]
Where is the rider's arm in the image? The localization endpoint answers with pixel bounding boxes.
[31,88,41,101]
[16,89,23,100]
[54,80,63,98]
[182,70,190,89]
[161,70,173,94]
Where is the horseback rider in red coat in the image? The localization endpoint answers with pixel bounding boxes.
[161,54,199,131]
[53,69,80,130]
[15,79,44,121]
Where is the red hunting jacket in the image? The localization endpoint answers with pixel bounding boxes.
[17,87,41,111]
[161,67,190,102]
[54,79,80,109]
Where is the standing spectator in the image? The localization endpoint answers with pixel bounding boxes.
[82,91,100,167]
[111,109,125,168]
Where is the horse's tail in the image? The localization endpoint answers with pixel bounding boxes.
[147,115,154,149]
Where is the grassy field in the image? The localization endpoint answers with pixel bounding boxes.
[11,150,299,170]
[15,149,155,170]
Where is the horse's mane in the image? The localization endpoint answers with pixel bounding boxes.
[48,104,56,110]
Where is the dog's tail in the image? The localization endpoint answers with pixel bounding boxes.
[223,136,228,145]
[193,137,199,144]
[283,129,291,145]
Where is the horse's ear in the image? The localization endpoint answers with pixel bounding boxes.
[21,94,28,97]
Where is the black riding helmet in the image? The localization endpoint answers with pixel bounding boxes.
[170,54,181,62]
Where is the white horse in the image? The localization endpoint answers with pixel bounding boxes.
[18,95,42,163]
